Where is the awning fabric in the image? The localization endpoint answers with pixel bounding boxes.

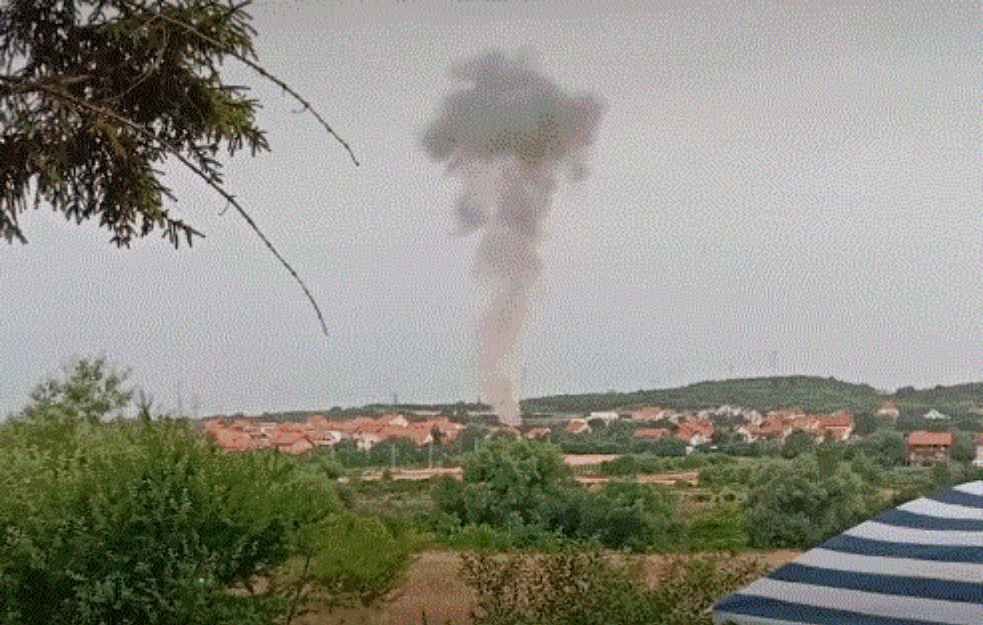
[712,480,983,625]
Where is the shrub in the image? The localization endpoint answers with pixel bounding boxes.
[600,455,637,476]
[743,454,881,549]
[0,420,290,625]
[460,549,765,625]
[684,506,747,552]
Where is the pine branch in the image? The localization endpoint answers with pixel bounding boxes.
[32,82,331,336]
[131,0,360,166]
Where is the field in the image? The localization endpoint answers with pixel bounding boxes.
[298,549,801,625]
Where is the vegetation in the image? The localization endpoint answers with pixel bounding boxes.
[1,0,357,333]
[523,375,884,414]
[7,357,983,623]
[743,452,884,549]
[522,374,983,419]
[0,358,410,625]
[461,549,765,625]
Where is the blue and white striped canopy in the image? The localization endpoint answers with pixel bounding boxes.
[713,480,983,625]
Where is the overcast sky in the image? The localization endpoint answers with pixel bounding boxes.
[3,0,983,417]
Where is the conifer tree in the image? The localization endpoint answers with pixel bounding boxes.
[0,0,356,333]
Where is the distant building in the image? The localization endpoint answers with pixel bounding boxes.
[588,411,621,423]
[566,419,591,435]
[633,427,671,441]
[923,409,951,421]
[907,430,954,465]
[876,402,900,422]
[818,411,854,442]
[675,419,713,447]
[629,406,674,422]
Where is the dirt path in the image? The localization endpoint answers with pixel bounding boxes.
[299,549,800,625]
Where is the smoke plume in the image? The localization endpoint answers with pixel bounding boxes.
[421,51,604,426]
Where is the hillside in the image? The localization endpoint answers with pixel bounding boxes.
[522,376,886,414]
[229,377,983,423]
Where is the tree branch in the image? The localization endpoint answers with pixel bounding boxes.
[33,83,330,336]
[130,1,360,166]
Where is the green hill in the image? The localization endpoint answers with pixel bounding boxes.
[522,375,885,414]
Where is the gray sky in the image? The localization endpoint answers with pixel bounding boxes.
[3,0,983,417]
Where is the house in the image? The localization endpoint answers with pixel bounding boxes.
[876,402,900,422]
[629,406,671,422]
[525,426,551,439]
[633,427,671,441]
[907,430,954,465]
[787,414,821,438]
[749,417,791,441]
[924,409,951,421]
[734,424,758,443]
[209,426,256,452]
[588,411,620,424]
[675,419,713,447]
[817,411,854,442]
[566,419,591,435]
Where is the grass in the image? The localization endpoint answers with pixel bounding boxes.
[292,549,800,625]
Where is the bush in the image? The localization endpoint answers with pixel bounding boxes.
[743,454,882,549]
[0,420,291,625]
[455,438,571,526]
[684,506,747,552]
[600,455,637,476]
[460,549,765,625]
[306,513,412,606]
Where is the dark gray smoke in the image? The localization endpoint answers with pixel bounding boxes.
[421,51,604,426]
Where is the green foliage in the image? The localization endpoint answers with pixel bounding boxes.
[600,455,637,476]
[780,429,814,459]
[461,549,765,625]
[0,419,290,625]
[814,440,844,478]
[683,506,747,552]
[459,438,571,526]
[14,355,133,425]
[854,429,907,467]
[853,411,878,436]
[0,359,415,625]
[434,443,688,551]
[743,454,882,549]
[330,437,446,469]
[0,0,268,247]
[636,436,688,457]
[523,375,882,415]
[951,431,976,464]
[305,513,411,606]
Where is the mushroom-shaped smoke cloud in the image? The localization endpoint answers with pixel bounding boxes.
[421,51,604,426]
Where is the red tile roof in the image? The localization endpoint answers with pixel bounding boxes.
[907,431,954,447]
[633,428,670,440]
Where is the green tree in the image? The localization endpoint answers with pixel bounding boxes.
[17,355,133,425]
[1,0,356,332]
[0,360,415,625]
[744,454,881,549]
[857,429,907,467]
[780,429,814,459]
[853,411,877,436]
[456,437,570,526]
[951,431,976,464]
[814,440,844,478]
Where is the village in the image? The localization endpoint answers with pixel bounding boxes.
[202,401,983,467]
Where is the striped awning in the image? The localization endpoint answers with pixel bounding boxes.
[712,480,983,625]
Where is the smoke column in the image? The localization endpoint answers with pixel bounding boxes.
[421,51,604,426]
